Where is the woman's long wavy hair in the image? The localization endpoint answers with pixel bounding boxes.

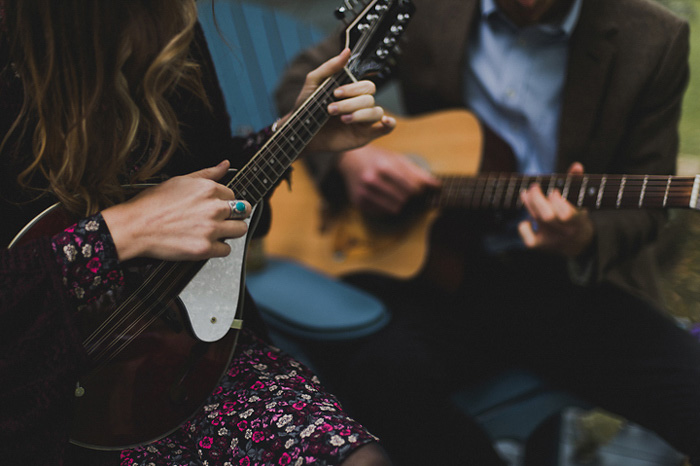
[2,0,205,215]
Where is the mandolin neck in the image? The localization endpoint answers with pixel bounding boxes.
[225,72,353,203]
[431,173,700,211]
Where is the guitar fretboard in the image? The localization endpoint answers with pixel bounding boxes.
[433,173,700,211]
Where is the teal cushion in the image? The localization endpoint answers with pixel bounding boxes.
[246,257,390,340]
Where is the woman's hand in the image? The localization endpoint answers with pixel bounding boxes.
[102,160,252,262]
[281,48,396,154]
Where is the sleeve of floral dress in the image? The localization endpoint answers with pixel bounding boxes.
[51,213,125,309]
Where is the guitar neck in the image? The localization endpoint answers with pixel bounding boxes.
[433,173,700,211]
[226,73,351,202]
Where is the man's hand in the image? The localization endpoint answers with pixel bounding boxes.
[338,145,441,215]
[518,162,595,257]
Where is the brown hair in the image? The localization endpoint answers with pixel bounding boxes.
[2,0,205,214]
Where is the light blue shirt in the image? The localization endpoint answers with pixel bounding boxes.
[464,0,582,175]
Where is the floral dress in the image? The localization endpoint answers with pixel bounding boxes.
[51,194,376,466]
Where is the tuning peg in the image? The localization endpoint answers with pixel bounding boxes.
[335,0,363,21]
[334,6,348,20]
[376,48,389,59]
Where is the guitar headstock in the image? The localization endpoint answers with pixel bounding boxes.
[337,0,415,80]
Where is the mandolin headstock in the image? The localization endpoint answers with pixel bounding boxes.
[336,0,415,81]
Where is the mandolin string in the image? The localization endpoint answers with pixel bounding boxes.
[81,260,172,351]
[88,261,197,365]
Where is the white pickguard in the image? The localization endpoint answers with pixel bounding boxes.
[178,206,256,342]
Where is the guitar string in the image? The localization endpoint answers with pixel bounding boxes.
[433,175,696,209]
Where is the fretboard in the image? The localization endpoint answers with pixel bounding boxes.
[432,173,700,211]
[226,72,353,202]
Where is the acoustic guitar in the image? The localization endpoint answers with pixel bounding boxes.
[264,109,700,279]
[8,0,415,450]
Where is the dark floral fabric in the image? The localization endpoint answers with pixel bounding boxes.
[51,214,124,309]
[47,193,377,466]
[120,329,376,466]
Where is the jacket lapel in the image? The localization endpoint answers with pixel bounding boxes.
[556,0,618,171]
[434,0,480,105]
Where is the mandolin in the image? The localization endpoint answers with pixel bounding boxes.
[9,0,415,450]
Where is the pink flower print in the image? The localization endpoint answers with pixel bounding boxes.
[237,420,248,431]
[222,401,236,413]
[278,452,292,465]
[251,380,265,390]
[239,457,251,466]
[252,431,265,443]
[199,436,214,449]
[86,257,101,273]
[292,401,307,410]
[320,423,333,433]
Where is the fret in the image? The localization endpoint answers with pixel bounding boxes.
[440,177,455,207]
[471,175,484,208]
[547,174,557,197]
[516,175,529,208]
[663,175,672,207]
[482,174,496,207]
[504,175,517,209]
[638,175,648,208]
[616,176,626,208]
[493,173,507,208]
[596,176,606,208]
[562,174,572,203]
[691,175,700,209]
[577,175,588,207]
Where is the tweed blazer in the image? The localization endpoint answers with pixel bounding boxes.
[275,0,690,307]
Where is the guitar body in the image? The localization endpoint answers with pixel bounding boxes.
[265,108,700,281]
[10,200,259,449]
[265,109,483,279]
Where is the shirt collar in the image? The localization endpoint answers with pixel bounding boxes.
[481,0,583,37]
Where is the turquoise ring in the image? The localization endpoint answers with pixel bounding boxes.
[227,200,248,220]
